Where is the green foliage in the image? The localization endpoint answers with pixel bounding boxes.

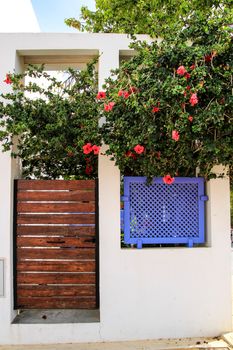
[65,0,233,39]
[1,8,233,183]
[0,63,100,179]
[100,26,233,180]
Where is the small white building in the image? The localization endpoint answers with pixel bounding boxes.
[0,0,40,33]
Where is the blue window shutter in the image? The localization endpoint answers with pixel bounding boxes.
[123,177,208,248]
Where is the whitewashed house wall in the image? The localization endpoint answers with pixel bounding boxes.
[0,32,231,345]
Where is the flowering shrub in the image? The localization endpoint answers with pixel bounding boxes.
[0,63,101,179]
[100,28,233,181]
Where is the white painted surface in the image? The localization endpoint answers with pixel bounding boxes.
[0,33,231,345]
[0,0,40,33]
[0,260,4,296]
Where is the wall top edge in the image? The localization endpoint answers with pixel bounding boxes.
[0,33,151,52]
[0,33,150,38]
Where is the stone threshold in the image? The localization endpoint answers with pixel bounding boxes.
[12,308,100,324]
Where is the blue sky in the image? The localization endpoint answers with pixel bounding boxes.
[31,0,95,32]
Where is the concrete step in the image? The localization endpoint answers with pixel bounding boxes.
[0,337,230,350]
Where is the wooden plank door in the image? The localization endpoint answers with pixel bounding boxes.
[14,179,99,309]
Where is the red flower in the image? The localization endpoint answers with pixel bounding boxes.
[4,74,12,84]
[186,85,191,90]
[123,91,130,99]
[163,175,175,185]
[92,145,100,155]
[85,165,93,175]
[125,151,136,159]
[134,145,145,154]
[118,90,130,98]
[190,64,196,70]
[83,143,92,154]
[96,91,106,99]
[204,54,212,62]
[188,115,193,122]
[129,86,137,94]
[152,106,160,113]
[172,130,180,141]
[104,102,115,111]
[185,73,191,80]
[177,65,187,76]
[190,93,198,106]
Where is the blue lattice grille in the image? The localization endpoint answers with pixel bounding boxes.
[123,177,207,248]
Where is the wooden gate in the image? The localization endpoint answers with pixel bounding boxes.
[13,179,98,309]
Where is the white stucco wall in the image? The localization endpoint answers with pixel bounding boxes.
[0,33,231,345]
[0,0,40,32]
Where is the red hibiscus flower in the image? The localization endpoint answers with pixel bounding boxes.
[83,143,92,154]
[188,115,193,122]
[163,175,175,185]
[190,93,198,106]
[118,90,124,97]
[177,65,187,76]
[125,151,136,159]
[185,73,191,80]
[92,145,100,155]
[134,145,145,154]
[204,54,212,62]
[190,64,196,70]
[123,91,130,99]
[96,91,106,99]
[152,106,160,113]
[129,86,137,94]
[104,102,115,111]
[4,74,12,84]
[172,130,180,141]
[85,165,93,175]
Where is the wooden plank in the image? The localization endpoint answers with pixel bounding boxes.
[17,236,95,248]
[17,248,95,260]
[17,202,95,213]
[17,285,96,297]
[17,214,95,225]
[17,260,95,272]
[17,179,95,190]
[17,225,96,236]
[17,190,95,202]
[16,297,97,309]
[17,272,96,284]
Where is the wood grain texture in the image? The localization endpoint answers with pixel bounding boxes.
[17,190,95,202]
[17,225,96,236]
[16,297,96,309]
[15,179,98,310]
[17,236,95,248]
[17,213,95,225]
[17,179,95,190]
[17,202,95,213]
[17,248,96,260]
[17,272,96,284]
[17,285,96,297]
[17,260,95,272]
